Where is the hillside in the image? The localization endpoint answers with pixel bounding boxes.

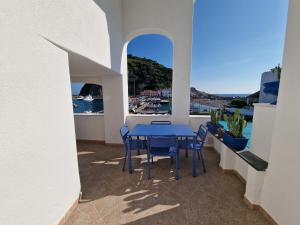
[128,55,172,95]
[79,83,102,97]
[78,55,233,100]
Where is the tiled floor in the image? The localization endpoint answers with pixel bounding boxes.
[65,142,269,225]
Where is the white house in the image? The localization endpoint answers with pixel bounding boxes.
[1,0,300,225]
[161,88,172,98]
[259,69,280,103]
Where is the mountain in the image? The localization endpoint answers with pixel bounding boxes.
[78,55,236,100]
[79,83,102,97]
[127,55,172,95]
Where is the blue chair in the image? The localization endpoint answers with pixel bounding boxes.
[150,121,171,125]
[120,125,146,172]
[147,135,179,180]
[179,124,208,172]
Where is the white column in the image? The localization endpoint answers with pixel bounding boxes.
[102,75,126,143]
[260,1,300,224]
[172,37,192,124]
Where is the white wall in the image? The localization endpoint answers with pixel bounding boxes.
[0,31,80,225]
[126,115,172,130]
[122,0,194,124]
[259,71,280,103]
[0,1,196,224]
[36,0,123,72]
[72,114,209,143]
[260,1,300,224]
[74,115,105,141]
[102,75,126,143]
[0,0,125,224]
[251,104,276,161]
[189,115,210,132]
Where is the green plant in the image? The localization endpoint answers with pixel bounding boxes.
[210,109,221,125]
[230,98,247,108]
[224,109,247,138]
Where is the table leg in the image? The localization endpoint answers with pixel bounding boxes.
[137,136,140,155]
[185,137,188,158]
[128,137,132,174]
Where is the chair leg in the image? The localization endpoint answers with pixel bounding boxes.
[170,156,174,165]
[185,138,188,158]
[151,155,154,164]
[199,151,206,173]
[122,150,127,172]
[137,137,141,155]
[185,149,188,158]
[197,149,201,160]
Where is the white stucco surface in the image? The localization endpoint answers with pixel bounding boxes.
[258,71,280,104]
[0,0,124,224]
[0,30,80,225]
[123,0,194,124]
[260,1,300,224]
[74,115,105,141]
[0,0,196,223]
[251,104,276,161]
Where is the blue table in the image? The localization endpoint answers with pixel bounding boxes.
[127,124,198,177]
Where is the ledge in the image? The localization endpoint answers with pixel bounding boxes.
[189,115,210,118]
[210,132,268,171]
[253,103,276,109]
[74,113,104,116]
[127,114,171,117]
[238,151,268,171]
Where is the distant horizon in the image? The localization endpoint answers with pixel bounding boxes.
[71,82,254,96]
[127,0,288,94]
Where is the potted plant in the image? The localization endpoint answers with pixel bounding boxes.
[223,109,248,151]
[207,109,223,134]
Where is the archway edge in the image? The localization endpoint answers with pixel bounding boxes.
[124,28,174,46]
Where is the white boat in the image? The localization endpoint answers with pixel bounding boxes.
[83,95,94,102]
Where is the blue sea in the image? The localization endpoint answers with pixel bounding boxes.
[73,99,103,113]
[215,94,250,98]
[219,120,252,148]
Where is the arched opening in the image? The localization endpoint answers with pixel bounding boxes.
[126,34,173,115]
[71,82,104,114]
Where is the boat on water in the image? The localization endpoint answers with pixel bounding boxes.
[83,95,94,102]
[147,103,161,109]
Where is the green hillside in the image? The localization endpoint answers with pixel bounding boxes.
[127,55,172,96]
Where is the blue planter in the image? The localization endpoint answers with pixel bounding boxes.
[223,132,248,151]
[207,122,223,134]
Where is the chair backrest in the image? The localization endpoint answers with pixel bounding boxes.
[150,121,171,125]
[197,124,208,143]
[148,135,178,149]
[120,125,129,144]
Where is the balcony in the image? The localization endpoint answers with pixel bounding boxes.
[64,141,269,225]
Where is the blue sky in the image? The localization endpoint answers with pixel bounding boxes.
[127,0,288,94]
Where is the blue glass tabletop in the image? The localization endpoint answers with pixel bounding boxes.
[128,124,196,137]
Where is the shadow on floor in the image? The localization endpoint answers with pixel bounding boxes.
[65,142,270,225]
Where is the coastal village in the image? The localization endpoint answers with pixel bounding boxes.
[73,55,280,120]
